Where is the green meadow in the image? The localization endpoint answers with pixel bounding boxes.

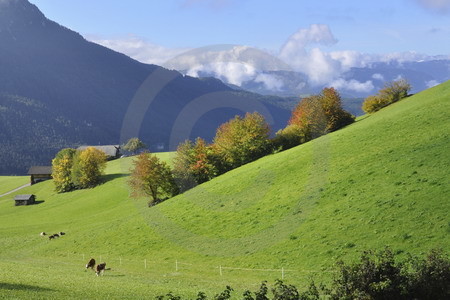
[0,176,28,196]
[0,81,449,299]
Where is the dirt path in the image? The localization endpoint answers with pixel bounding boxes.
[0,183,31,198]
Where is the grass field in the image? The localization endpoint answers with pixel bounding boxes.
[0,176,28,196]
[0,81,449,299]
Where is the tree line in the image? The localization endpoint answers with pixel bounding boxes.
[128,87,355,206]
[52,79,412,201]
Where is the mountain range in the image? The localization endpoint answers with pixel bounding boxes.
[0,0,291,175]
[164,45,450,98]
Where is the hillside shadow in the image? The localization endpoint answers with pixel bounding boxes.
[32,200,45,205]
[103,173,128,183]
[0,282,54,292]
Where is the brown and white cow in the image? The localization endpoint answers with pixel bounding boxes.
[96,263,107,276]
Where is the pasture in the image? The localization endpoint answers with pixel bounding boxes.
[0,81,449,298]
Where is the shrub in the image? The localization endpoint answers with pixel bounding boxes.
[272,124,307,151]
[362,79,411,113]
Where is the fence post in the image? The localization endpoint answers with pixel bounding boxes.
[82,254,85,261]
[220,265,223,276]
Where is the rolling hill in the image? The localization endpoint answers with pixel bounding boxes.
[0,81,448,298]
[0,0,290,175]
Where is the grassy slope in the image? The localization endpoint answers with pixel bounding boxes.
[0,82,449,298]
[0,176,28,195]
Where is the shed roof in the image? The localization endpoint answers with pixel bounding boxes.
[77,145,120,157]
[14,194,34,201]
[28,166,52,175]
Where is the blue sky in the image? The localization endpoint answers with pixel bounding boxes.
[29,0,449,55]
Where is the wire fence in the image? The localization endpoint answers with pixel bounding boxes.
[47,250,337,284]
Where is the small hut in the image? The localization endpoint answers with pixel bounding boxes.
[14,194,35,206]
[28,166,52,185]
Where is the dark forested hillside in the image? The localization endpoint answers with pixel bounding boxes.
[0,0,290,175]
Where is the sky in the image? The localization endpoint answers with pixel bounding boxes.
[28,0,450,53]
[27,0,450,91]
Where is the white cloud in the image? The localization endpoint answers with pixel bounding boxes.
[254,74,284,91]
[414,0,450,14]
[186,62,256,86]
[330,79,374,93]
[278,25,377,86]
[87,35,190,66]
[372,73,385,81]
[426,80,440,87]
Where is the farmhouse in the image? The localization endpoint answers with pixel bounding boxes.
[76,145,121,160]
[28,166,52,185]
[14,194,35,206]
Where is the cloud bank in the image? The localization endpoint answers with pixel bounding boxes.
[88,25,448,94]
[87,35,190,66]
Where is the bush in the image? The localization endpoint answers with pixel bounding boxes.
[272,124,307,151]
[331,247,450,300]
[155,249,449,299]
[362,79,411,113]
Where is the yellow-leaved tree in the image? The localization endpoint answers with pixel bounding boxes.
[52,148,77,193]
[71,147,107,189]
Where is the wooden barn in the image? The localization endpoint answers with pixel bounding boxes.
[28,166,52,185]
[14,194,35,206]
[76,145,121,160]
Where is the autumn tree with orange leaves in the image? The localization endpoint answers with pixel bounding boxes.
[173,137,217,192]
[288,87,354,142]
[128,152,178,206]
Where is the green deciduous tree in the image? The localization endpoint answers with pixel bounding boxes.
[213,112,271,169]
[123,137,147,154]
[128,152,178,206]
[52,148,76,193]
[71,147,107,189]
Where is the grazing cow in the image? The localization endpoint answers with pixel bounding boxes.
[52,233,60,238]
[86,258,96,271]
[40,232,46,236]
[48,235,54,240]
[96,263,107,276]
[59,232,65,236]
